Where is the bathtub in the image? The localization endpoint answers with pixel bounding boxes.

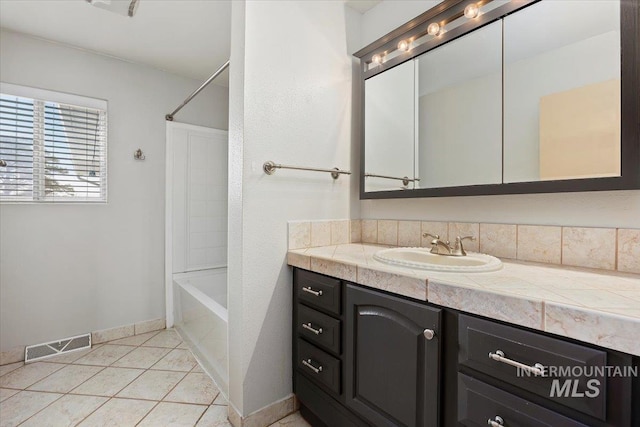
[173,268,228,395]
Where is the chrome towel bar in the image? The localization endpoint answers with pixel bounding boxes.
[364,173,420,187]
[263,161,351,180]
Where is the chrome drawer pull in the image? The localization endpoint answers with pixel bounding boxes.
[302,323,323,335]
[487,416,504,427]
[423,329,435,340]
[489,350,545,376]
[302,358,323,374]
[302,286,323,297]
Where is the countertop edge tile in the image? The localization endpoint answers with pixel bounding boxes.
[287,243,640,355]
[428,280,544,330]
[544,302,640,356]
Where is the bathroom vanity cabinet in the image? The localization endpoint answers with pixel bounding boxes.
[292,268,638,427]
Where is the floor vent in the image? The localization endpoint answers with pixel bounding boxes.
[25,333,92,363]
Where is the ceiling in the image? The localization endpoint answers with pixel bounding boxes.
[345,0,382,14]
[0,0,231,85]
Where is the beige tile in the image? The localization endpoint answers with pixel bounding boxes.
[116,370,186,401]
[287,252,310,270]
[361,220,378,243]
[243,395,296,427]
[138,402,207,427]
[111,347,170,369]
[428,281,543,330]
[562,227,616,270]
[377,220,398,246]
[480,223,517,259]
[350,219,362,243]
[552,289,639,309]
[20,394,107,427]
[71,367,144,397]
[420,222,449,247]
[310,221,331,247]
[164,373,219,405]
[0,391,62,427]
[0,347,24,366]
[0,362,65,389]
[28,364,103,393]
[108,331,160,346]
[228,405,241,427]
[43,347,97,364]
[151,349,197,372]
[310,258,357,282]
[269,412,311,427]
[77,398,155,427]
[212,393,228,406]
[0,388,19,403]
[142,330,183,348]
[197,404,232,427]
[330,220,350,245]
[517,225,562,264]
[618,228,640,274]
[74,345,134,366]
[397,221,421,247]
[448,222,480,252]
[191,364,204,373]
[134,319,166,335]
[357,266,427,301]
[92,324,135,345]
[545,303,640,357]
[0,362,23,377]
[288,222,310,250]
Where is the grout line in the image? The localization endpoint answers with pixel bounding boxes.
[3,335,218,427]
[10,389,66,426]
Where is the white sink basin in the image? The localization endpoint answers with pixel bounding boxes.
[373,247,502,273]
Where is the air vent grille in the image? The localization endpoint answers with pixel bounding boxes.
[25,333,91,363]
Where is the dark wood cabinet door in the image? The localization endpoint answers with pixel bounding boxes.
[345,284,441,427]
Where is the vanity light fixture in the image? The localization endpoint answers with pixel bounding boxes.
[464,3,480,19]
[397,39,411,52]
[371,53,384,65]
[427,22,442,36]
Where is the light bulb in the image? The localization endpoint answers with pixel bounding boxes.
[371,54,383,65]
[464,3,480,19]
[427,22,441,36]
[397,39,411,51]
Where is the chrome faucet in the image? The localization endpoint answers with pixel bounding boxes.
[422,233,476,257]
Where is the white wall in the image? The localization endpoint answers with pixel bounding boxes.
[357,1,640,229]
[0,29,229,353]
[228,0,353,416]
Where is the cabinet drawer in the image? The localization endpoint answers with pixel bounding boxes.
[297,339,341,396]
[295,269,341,316]
[459,315,607,420]
[296,304,341,355]
[458,374,589,427]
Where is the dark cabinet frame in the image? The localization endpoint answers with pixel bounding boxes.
[354,0,640,199]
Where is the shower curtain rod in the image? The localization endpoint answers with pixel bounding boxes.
[165,59,230,121]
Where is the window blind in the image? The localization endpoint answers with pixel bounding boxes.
[0,91,107,202]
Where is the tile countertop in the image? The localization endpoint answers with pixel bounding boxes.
[287,243,640,357]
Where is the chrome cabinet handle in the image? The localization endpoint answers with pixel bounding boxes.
[487,416,504,427]
[423,329,435,340]
[302,286,323,297]
[302,359,323,374]
[489,350,545,376]
[302,322,323,335]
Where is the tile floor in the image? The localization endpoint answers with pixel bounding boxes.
[0,329,310,427]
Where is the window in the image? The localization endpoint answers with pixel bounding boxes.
[0,83,107,202]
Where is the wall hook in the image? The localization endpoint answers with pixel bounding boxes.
[134,149,145,160]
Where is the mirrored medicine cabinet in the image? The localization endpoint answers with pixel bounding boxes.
[355,0,639,198]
